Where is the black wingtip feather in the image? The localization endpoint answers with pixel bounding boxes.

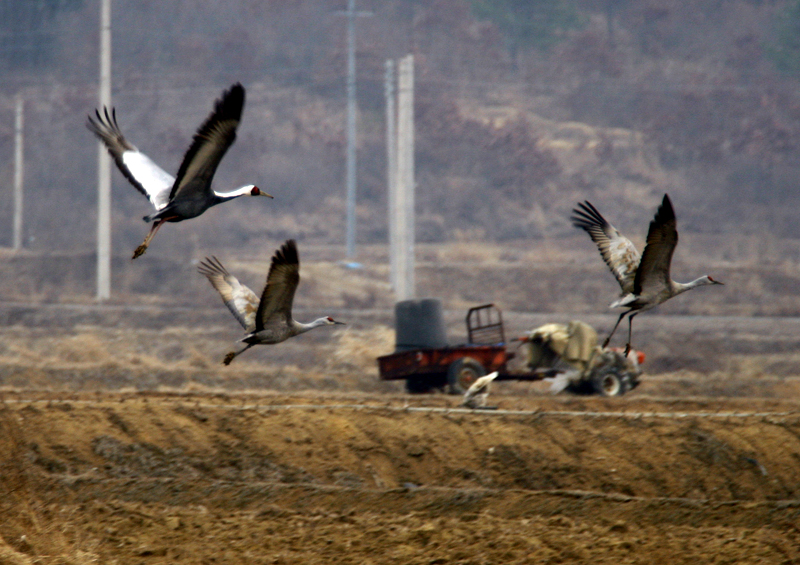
[273,239,299,268]
[213,83,245,124]
[86,108,103,134]
[198,255,229,278]
[570,200,608,232]
[86,106,118,137]
[653,194,675,224]
[646,194,676,237]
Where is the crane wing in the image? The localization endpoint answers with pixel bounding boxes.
[465,372,498,396]
[634,194,678,298]
[198,256,260,332]
[86,107,173,210]
[169,83,245,202]
[255,240,300,332]
[571,201,640,295]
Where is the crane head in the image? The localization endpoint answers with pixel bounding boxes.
[249,185,273,198]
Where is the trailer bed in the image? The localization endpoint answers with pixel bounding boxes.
[378,345,507,381]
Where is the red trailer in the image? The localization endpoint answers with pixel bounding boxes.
[379,304,552,394]
[378,303,642,396]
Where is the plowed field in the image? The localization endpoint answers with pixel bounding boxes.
[2,391,799,564]
[2,303,800,563]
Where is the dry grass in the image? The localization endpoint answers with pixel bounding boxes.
[0,321,399,395]
[2,236,800,315]
[327,325,395,371]
[1,238,800,398]
[1,311,799,399]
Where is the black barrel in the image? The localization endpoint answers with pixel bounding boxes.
[394,298,448,351]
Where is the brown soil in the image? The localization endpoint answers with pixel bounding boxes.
[1,391,799,564]
[1,292,799,564]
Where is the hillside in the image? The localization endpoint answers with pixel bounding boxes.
[1,0,800,267]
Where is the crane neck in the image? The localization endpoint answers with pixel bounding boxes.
[672,276,710,295]
[213,184,256,202]
[291,318,329,334]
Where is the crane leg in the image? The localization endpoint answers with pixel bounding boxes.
[223,343,254,366]
[624,312,638,356]
[132,219,165,260]
[602,312,627,348]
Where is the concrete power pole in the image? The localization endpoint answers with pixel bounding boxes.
[12,94,24,251]
[385,60,397,291]
[339,0,371,259]
[394,54,415,301]
[96,0,112,301]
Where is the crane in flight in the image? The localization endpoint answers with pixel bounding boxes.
[571,194,723,354]
[198,239,345,365]
[87,83,272,259]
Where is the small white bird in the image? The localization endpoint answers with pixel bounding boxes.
[571,194,723,354]
[198,239,345,365]
[461,371,499,409]
[87,83,273,259]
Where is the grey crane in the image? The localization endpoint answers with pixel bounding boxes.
[87,83,273,259]
[198,239,345,365]
[571,194,723,354]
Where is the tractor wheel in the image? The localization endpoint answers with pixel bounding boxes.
[591,366,632,397]
[447,357,485,395]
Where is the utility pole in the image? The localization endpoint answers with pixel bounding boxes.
[385,59,397,290]
[394,54,415,300]
[338,0,371,259]
[96,0,112,301]
[12,94,24,251]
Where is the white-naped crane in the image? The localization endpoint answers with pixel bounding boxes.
[86,83,273,259]
[198,239,345,365]
[571,194,723,355]
[461,371,499,409]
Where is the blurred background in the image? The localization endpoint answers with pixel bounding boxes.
[0,0,799,316]
[3,9,800,564]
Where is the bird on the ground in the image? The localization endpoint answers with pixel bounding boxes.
[198,239,345,365]
[571,194,723,354]
[86,83,273,259]
[461,371,499,409]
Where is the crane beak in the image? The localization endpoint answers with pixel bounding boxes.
[251,186,274,198]
[334,320,346,325]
